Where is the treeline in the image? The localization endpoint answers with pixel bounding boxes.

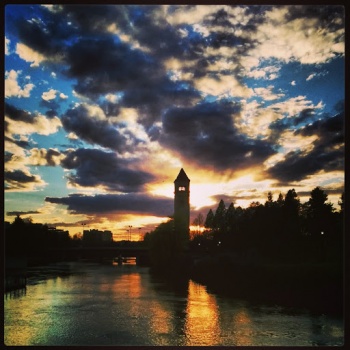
[191,187,344,264]
[5,216,73,256]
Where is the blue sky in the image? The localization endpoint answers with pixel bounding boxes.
[4,4,345,239]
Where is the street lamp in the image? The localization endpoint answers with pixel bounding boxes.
[128,225,132,241]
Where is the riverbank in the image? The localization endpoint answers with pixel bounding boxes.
[190,253,343,316]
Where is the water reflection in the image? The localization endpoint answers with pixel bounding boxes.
[185,280,220,345]
[4,262,344,346]
[4,287,26,300]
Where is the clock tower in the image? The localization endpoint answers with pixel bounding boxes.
[174,168,190,241]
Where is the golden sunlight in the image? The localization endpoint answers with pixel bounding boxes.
[184,280,220,345]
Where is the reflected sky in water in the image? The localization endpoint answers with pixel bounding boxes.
[4,262,344,346]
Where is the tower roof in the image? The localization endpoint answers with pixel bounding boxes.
[174,168,190,182]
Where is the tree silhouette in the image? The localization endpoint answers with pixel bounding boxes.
[304,187,334,237]
[204,209,214,229]
[338,192,344,213]
[213,199,226,231]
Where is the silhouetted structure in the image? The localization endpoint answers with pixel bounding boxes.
[174,168,190,242]
[83,229,113,246]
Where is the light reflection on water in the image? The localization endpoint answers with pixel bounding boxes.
[4,261,344,346]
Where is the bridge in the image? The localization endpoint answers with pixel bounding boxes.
[54,246,150,265]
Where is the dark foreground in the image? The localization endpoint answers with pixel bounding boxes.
[189,253,343,317]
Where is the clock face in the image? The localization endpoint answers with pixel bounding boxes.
[178,186,186,191]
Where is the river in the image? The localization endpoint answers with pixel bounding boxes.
[4,260,344,346]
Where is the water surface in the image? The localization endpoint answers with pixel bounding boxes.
[4,261,344,346]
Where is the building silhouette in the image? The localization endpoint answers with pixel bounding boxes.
[83,229,113,246]
[174,168,190,242]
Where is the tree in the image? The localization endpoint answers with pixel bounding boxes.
[265,191,274,208]
[225,202,235,232]
[338,192,344,213]
[147,220,178,270]
[192,213,204,228]
[304,187,334,237]
[204,209,214,229]
[277,192,284,207]
[191,213,204,238]
[213,199,226,231]
[72,233,82,240]
[284,189,300,217]
[281,189,301,253]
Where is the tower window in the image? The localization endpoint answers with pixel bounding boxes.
[178,186,186,191]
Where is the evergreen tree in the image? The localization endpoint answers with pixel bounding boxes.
[284,189,300,216]
[305,187,334,237]
[204,209,214,229]
[265,191,274,207]
[213,199,226,230]
[282,189,301,240]
[277,192,284,207]
[225,202,235,231]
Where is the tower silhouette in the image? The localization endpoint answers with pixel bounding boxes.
[174,168,190,241]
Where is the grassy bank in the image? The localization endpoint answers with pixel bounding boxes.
[190,253,343,316]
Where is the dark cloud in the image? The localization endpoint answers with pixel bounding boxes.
[268,104,337,144]
[5,170,38,183]
[293,108,315,126]
[45,148,61,166]
[59,5,130,35]
[6,210,41,216]
[63,35,200,127]
[45,109,58,119]
[31,148,62,166]
[210,194,237,205]
[285,5,345,31]
[10,5,201,127]
[266,110,344,183]
[160,101,276,171]
[4,170,42,190]
[297,111,344,139]
[5,103,34,123]
[4,136,30,149]
[61,148,155,192]
[45,193,173,217]
[65,36,159,95]
[9,5,73,62]
[61,104,134,152]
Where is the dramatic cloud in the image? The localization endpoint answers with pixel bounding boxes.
[5,103,62,136]
[28,148,63,166]
[5,169,45,191]
[61,148,155,192]
[161,101,276,172]
[5,4,345,235]
[249,5,344,65]
[45,193,174,217]
[266,108,344,183]
[61,104,128,151]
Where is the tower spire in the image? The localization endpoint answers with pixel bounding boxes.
[174,168,190,244]
[175,168,190,182]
